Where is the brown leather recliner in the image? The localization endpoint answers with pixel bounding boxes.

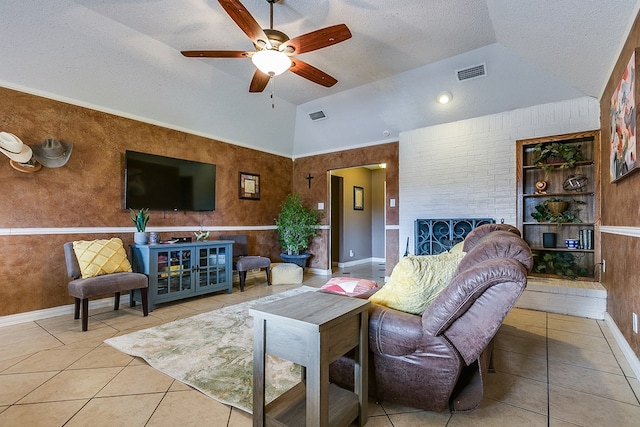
[329,224,533,413]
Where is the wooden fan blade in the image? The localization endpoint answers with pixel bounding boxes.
[249,69,270,92]
[181,50,250,58]
[280,24,351,55]
[289,59,337,87]
[218,0,272,49]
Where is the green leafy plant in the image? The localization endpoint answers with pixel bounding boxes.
[194,230,209,241]
[275,193,323,255]
[533,252,588,278]
[130,208,150,232]
[530,198,585,224]
[533,142,583,170]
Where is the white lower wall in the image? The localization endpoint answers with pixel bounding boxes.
[398,96,600,258]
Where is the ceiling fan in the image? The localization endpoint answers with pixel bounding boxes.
[181,0,352,93]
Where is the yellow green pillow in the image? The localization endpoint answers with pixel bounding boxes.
[73,238,133,278]
[369,252,465,315]
[449,241,466,254]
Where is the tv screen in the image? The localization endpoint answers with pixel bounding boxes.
[125,150,216,211]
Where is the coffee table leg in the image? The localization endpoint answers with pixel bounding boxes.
[253,318,267,427]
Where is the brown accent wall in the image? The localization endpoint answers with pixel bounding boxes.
[291,144,400,276]
[0,86,292,316]
[0,86,401,317]
[599,12,640,356]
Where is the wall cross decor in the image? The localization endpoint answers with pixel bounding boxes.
[306,173,314,188]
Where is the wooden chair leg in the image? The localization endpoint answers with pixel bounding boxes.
[114,292,121,311]
[129,288,137,308]
[81,298,89,332]
[140,287,149,317]
[74,298,81,320]
[265,266,271,286]
[239,271,247,292]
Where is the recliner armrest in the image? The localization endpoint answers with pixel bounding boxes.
[422,258,527,364]
[369,303,423,356]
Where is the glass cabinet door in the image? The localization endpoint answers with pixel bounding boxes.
[196,246,228,290]
[155,248,192,295]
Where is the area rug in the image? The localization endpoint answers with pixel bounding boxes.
[105,286,318,414]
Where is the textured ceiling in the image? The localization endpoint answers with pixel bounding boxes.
[1,0,639,156]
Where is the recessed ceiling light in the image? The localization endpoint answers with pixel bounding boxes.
[437,91,453,104]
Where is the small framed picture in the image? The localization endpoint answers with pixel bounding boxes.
[239,172,260,200]
[353,186,364,210]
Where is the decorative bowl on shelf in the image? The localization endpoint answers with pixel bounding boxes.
[565,239,579,249]
[547,201,568,216]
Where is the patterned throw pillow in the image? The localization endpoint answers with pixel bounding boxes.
[320,277,378,296]
[72,238,133,278]
[369,252,466,315]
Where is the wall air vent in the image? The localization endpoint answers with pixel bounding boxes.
[456,63,486,82]
[309,110,327,121]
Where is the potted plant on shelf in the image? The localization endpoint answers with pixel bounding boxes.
[533,252,588,279]
[531,198,585,224]
[130,208,150,244]
[275,193,323,268]
[533,142,583,170]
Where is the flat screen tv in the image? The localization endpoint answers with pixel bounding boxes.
[124,150,216,211]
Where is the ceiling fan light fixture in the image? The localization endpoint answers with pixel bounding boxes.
[251,49,291,76]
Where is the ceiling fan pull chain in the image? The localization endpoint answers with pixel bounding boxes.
[270,76,275,109]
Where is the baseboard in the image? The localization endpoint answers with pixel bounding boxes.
[604,313,640,381]
[337,257,384,268]
[306,267,332,275]
[0,295,130,328]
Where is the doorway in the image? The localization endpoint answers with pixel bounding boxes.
[329,164,386,270]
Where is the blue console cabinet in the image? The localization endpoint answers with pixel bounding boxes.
[130,240,233,311]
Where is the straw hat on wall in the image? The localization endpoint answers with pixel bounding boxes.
[0,132,32,163]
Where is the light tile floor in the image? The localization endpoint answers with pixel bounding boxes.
[1,263,639,426]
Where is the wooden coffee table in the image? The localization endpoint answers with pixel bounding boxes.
[249,291,369,427]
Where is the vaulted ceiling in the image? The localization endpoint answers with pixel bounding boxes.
[1,1,638,156]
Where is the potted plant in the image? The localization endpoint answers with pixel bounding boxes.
[275,193,323,267]
[531,198,584,224]
[130,208,150,244]
[533,252,588,278]
[533,142,583,170]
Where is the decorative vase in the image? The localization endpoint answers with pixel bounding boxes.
[134,231,149,245]
[547,201,568,216]
[543,232,557,248]
[280,253,311,268]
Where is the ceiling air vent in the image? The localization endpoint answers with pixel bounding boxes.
[456,63,486,82]
[309,110,327,121]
